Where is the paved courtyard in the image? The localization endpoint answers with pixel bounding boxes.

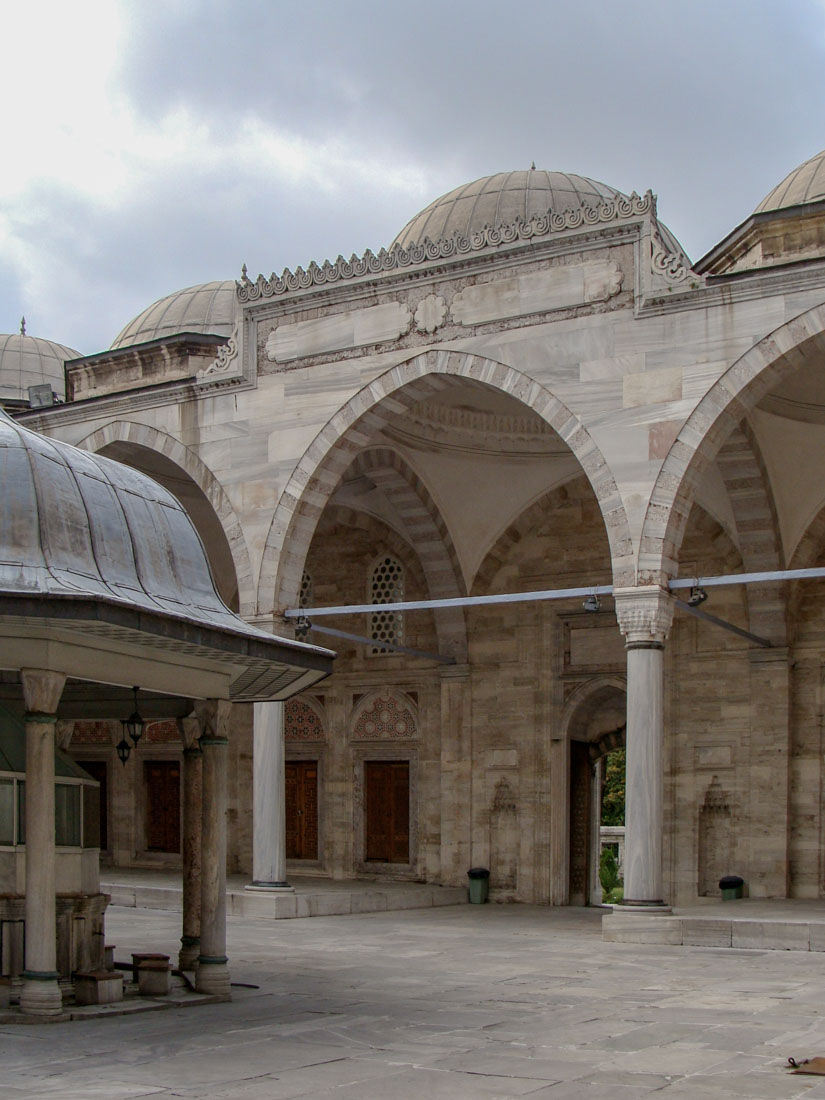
[5,903,825,1098]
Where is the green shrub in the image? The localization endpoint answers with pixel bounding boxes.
[599,847,620,895]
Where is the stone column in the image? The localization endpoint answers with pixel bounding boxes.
[247,701,292,891]
[177,715,202,971]
[20,668,66,1016]
[195,700,231,999]
[438,666,472,886]
[613,587,674,910]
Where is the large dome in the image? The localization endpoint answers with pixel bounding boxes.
[0,329,80,403]
[393,170,626,247]
[755,149,825,213]
[111,280,237,350]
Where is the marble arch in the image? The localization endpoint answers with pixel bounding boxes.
[640,302,825,587]
[258,349,633,621]
[78,420,255,616]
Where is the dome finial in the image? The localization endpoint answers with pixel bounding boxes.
[530,161,536,171]
[19,316,26,336]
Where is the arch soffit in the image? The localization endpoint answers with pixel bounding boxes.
[313,503,449,655]
[76,420,255,617]
[260,349,632,617]
[349,447,468,660]
[561,675,627,744]
[713,422,786,643]
[472,474,606,594]
[641,302,825,586]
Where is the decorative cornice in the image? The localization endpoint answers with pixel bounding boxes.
[650,223,696,287]
[237,192,656,301]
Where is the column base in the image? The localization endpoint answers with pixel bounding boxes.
[20,972,63,1016]
[178,936,200,971]
[613,900,672,914]
[195,956,231,999]
[245,881,295,893]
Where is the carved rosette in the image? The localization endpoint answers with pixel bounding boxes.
[613,586,674,645]
[414,294,447,334]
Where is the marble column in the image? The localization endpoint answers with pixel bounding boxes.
[247,701,292,890]
[20,668,66,1016]
[177,715,202,971]
[613,587,674,910]
[195,700,231,999]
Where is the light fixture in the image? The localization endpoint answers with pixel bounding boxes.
[687,586,708,607]
[116,736,131,766]
[583,593,601,613]
[125,686,145,747]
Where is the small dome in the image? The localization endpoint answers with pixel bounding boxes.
[111,280,237,349]
[394,170,626,247]
[755,150,825,213]
[0,330,80,403]
[0,406,242,632]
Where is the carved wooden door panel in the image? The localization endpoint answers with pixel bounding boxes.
[285,761,318,860]
[365,760,409,863]
[569,741,591,905]
[144,760,180,853]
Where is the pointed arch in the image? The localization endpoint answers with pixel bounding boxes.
[349,447,467,659]
[76,420,254,616]
[258,349,632,620]
[640,302,825,586]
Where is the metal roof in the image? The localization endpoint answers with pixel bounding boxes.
[0,408,333,701]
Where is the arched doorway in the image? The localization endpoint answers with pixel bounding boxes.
[563,680,626,906]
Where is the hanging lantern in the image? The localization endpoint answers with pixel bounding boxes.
[125,685,145,747]
[116,735,131,766]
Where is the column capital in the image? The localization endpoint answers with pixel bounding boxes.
[613,586,674,646]
[21,669,66,715]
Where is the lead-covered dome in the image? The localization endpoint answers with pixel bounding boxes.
[755,149,825,213]
[393,170,626,247]
[0,330,80,403]
[111,280,236,350]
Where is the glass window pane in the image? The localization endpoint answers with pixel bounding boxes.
[82,783,100,849]
[0,780,13,845]
[55,784,81,847]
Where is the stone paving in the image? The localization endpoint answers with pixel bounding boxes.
[4,903,825,1097]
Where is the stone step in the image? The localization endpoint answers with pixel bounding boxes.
[104,878,467,920]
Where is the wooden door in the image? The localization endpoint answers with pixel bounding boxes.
[364,760,409,863]
[144,760,180,853]
[285,761,318,860]
[80,760,108,851]
[568,741,592,905]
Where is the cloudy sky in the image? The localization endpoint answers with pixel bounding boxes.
[3,0,825,354]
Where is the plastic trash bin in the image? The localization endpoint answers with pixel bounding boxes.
[467,867,490,904]
[719,874,744,901]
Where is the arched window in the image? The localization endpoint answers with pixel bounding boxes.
[295,571,313,639]
[369,555,405,655]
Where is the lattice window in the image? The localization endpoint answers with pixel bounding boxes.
[369,556,404,655]
[295,571,313,639]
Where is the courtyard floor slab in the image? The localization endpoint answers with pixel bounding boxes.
[4,903,825,1097]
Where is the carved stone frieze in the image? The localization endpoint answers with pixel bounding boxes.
[266,301,412,363]
[650,224,701,288]
[197,325,240,380]
[238,191,654,301]
[414,294,447,334]
[450,260,623,327]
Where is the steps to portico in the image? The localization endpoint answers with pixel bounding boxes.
[603,898,825,951]
[103,870,466,920]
